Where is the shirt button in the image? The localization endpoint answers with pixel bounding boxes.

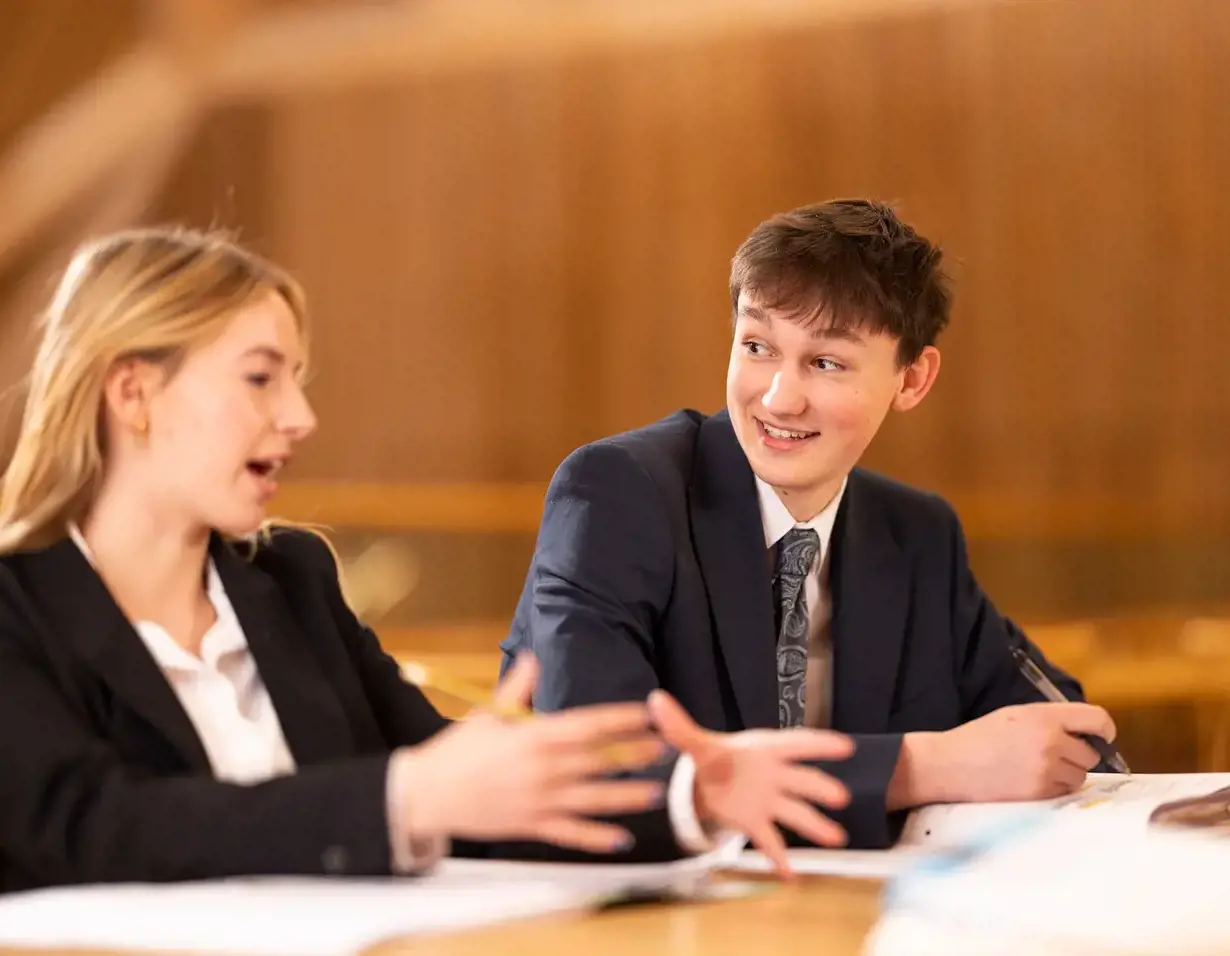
[321,846,349,874]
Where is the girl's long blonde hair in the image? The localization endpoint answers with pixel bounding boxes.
[0,226,309,555]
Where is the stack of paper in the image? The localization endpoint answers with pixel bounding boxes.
[728,847,927,880]
[864,797,1230,955]
[0,845,742,956]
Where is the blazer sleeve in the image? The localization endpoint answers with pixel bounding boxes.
[0,629,400,886]
[803,736,905,850]
[804,502,1100,852]
[501,441,676,708]
[490,443,695,863]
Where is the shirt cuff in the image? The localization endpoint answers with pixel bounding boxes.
[668,752,738,855]
[386,749,449,874]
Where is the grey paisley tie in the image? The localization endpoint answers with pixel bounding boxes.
[773,527,820,729]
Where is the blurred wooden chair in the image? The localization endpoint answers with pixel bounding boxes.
[395,650,503,719]
[1030,614,1230,772]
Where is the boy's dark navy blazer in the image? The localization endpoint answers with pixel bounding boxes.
[501,408,1089,848]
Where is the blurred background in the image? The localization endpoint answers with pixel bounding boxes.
[2,0,1228,771]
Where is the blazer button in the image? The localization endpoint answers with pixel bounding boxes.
[321,846,350,874]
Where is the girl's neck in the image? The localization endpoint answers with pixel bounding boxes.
[78,480,214,652]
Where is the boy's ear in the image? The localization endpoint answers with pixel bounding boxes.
[892,346,941,412]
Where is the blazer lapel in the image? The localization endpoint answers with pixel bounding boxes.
[22,539,212,772]
[688,410,779,729]
[210,537,356,766]
[829,472,911,734]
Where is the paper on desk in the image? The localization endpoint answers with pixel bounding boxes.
[864,807,1230,955]
[729,848,926,880]
[865,909,1126,956]
[898,772,1230,848]
[0,846,741,956]
[734,774,1230,884]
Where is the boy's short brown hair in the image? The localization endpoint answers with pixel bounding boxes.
[730,199,952,365]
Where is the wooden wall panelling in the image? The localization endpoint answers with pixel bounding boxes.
[256,0,1230,546]
[2,0,1228,546]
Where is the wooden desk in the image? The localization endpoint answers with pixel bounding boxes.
[372,874,884,956]
[0,876,884,956]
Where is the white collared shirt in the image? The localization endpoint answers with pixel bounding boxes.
[755,476,847,728]
[65,524,443,872]
[67,523,297,785]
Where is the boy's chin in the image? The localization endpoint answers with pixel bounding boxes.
[751,455,848,497]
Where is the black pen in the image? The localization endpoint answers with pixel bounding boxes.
[1011,646,1132,774]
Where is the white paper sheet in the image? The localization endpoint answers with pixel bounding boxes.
[865,808,1230,956]
[728,847,925,880]
[0,846,740,956]
[865,909,1124,956]
[731,774,1230,890]
[898,772,1230,848]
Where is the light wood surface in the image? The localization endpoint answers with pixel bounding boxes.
[213,0,990,99]
[0,874,883,956]
[254,0,1230,540]
[398,646,1230,717]
[368,873,883,956]
[274,481,548,534]
[273,479,1230,541]
[0,0,985,278]
[388,616,1230,708]
[390,616,1230,768]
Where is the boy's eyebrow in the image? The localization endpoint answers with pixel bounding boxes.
[809,325,866,344]
[740,304,867,345]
